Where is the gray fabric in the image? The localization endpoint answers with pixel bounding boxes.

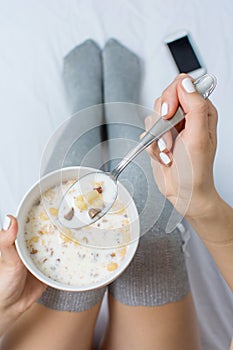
[38,286,106,312]
[109,228,189,306]
[103,38,190,306]
[38,40,106,312]
[43,39,105,174]
[103,38,141,103]
[63,39,103,113]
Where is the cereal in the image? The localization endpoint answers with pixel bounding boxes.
[39,212,49,221]
[86,190,101,205]
[49,207,58,217]
[107,262,118,271]
[24,181,132,287]
[74,198,88,212]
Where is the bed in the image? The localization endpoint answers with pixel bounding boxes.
[0,1,232,349]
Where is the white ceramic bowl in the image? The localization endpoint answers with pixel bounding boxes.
[16,166,140,291]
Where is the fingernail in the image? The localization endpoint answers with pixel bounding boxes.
[158,138,166,151]
[159,152,171,165]
[182,78,196,93]
[3,216,11,231]
[161,102,168,117]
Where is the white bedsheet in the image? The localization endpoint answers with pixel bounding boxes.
[0,1,232,349]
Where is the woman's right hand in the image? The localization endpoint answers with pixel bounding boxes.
[145,74,219,219]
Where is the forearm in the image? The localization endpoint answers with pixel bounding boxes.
[186,194,233,291]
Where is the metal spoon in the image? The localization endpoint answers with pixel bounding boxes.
[58,74,217,229]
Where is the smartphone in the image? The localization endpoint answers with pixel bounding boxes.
[164,30,206,79]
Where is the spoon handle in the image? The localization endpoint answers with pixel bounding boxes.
[111,74,217,179]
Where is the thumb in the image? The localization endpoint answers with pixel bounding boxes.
[177,77,209,140]
[0,215,19,263]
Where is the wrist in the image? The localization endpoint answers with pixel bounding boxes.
[185,188,220,221]
[0,307,15,336]
[0,303,22,336]
[185,191,233,243]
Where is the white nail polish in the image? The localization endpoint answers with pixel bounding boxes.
[159,152,171,165]
[3,216,11,231]
[161,102,168,117]
[158,138,166,152]
[182,78,196,93]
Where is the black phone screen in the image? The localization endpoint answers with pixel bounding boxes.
[167,35,201,73]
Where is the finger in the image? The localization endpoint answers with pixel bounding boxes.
[0,216,19,263]
[159,73,194,121]
[0,215,18,244]
[148,134,173,163]
[159,75,186,120]
[145,113,173,166]
[206,100,218,144]
[145,111,174,152]
[139,131,146,140]
[177,77,209,138]
[145,112,160,130]
[153,97,162,114]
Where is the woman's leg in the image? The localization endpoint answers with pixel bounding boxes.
[101,39,201,349]
[1,40,106,350]
[100,229,200,349]
[100,293,200,350]
[1,300,103,350]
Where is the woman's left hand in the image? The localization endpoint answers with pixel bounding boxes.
[0,215,46,335]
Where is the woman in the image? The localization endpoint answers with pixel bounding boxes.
[1,71,231,349]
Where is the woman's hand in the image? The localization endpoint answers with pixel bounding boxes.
[145,74,219,219]
[0,215,46,335]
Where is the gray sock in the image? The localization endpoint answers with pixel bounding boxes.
[103,38,189,306]
[63,39,103,113]
[38,40,107,312]
[103,38,141,103]
[103,38,174,233]
[43,39,105,174]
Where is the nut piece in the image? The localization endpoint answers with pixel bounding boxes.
[64,207,74,221]
[93,186,103,194]
[88,208,101,219]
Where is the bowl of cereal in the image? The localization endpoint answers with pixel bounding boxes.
[16,166,140,291]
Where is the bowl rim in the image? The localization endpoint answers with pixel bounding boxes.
[16,166,140,292]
